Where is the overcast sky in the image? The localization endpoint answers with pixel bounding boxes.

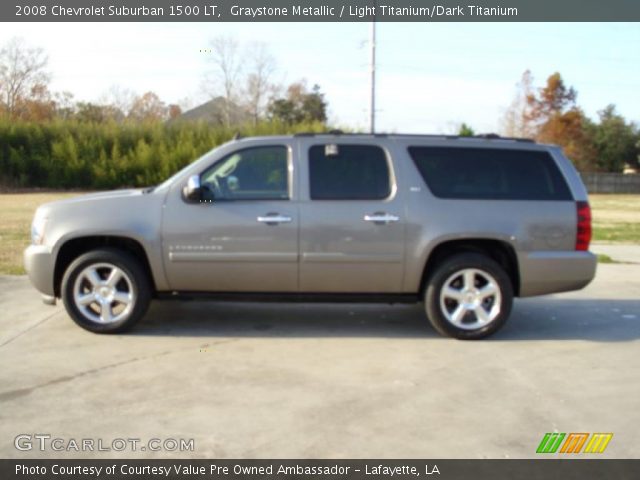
[1,22,638,133]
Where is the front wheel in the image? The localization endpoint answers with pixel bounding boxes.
[424,253,513,340]
[61,248,151,333]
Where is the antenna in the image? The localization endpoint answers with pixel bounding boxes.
[369,5,377,134]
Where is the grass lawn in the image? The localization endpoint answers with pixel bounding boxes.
[589,194,640,244]
[0,192,81,275]
[0,192,638,275]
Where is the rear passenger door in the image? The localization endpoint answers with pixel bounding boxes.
[297,139,406,293]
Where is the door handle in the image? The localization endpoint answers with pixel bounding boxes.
[364,213,400,224]
[257,214,292,224]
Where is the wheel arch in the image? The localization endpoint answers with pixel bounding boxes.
[54,236,156,298]
[418,238,520,297]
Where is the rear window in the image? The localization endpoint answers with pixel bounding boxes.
[309,144,391,200]
[408,147,572,201]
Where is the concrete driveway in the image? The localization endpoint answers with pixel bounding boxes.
[1,262,639,459]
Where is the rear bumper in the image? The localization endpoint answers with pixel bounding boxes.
[518,251,597,297]
[24,244,56,297]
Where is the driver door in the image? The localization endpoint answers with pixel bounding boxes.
[161,143,298,292]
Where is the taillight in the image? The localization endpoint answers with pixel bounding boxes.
[576,201,592,251]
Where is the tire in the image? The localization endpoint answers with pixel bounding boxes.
[61,248,151,333]
[424,253,513,340]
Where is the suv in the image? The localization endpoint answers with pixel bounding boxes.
[24,133,596,339]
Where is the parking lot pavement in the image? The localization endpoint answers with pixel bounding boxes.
[1,263,639,459]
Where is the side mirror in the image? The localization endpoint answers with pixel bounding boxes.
[183,175,202,202]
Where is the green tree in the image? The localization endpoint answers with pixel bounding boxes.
[267,98,297,124]
[300,84,327,123]
[75,102,124,123]
[458,123,475,137]
[0,117,329,189]
[588,105,639,172]
[267,81,327,124]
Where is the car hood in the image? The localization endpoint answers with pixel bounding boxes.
[35,189,149,217]
[45,189,143,206]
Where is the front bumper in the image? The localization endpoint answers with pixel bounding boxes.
[518,250,597,297]
[24,244,56,297]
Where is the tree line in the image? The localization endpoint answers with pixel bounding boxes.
[1,37,639,191]
[0,119,327,189]
[499,71,639,173]
[0,37,329,188]
[0,36,328,126]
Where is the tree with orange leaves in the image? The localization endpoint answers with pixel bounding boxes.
[525,72,597,171]
[127,91,167,122]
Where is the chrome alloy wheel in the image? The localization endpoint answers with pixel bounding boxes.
[73,263,135,324]
[439,268,502,330]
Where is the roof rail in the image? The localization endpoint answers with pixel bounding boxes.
[293,132,442,138]
[292,132,535,143]
[294,130,349,137]
[472,133,535,143]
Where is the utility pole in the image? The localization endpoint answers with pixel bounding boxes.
[369,10,376,134]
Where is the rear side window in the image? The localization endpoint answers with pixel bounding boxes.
[408,147,572,201]
[309,144,391,200]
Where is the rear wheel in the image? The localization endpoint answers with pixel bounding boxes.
[425,253,513,339]
[61,248,151,333]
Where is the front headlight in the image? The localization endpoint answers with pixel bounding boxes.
[31,211,48,245]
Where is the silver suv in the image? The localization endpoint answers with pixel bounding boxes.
[24,133,596,339]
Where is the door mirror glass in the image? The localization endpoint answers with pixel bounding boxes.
[183,174,203,202]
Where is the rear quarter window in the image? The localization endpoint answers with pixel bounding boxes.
[408,147,572,201]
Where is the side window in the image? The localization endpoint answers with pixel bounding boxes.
[201,146,289,201]
[408,147,572,201]
[309,144,391,200]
